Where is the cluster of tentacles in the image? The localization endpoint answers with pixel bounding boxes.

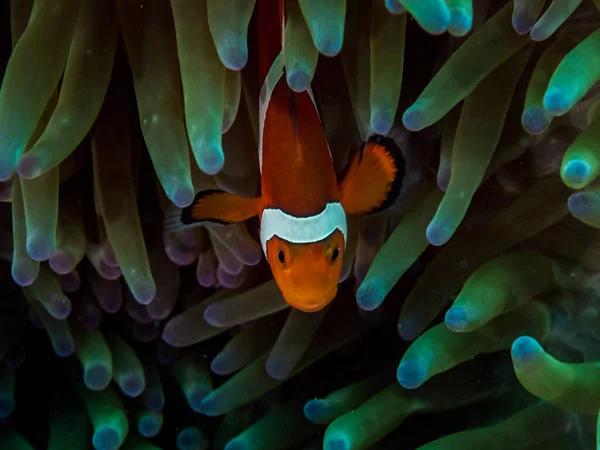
[0,0,598,449]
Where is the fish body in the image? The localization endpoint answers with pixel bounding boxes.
[168,0,405,312]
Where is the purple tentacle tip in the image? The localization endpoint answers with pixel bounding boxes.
[221,46,248,71]
[325,436,351,450]
[511,336,543,364]
[287,70,311,93]
[445,306,470,332]
[397,358,427,389]
[171,184,195,208]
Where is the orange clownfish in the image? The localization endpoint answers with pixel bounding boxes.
[166,0,404,312]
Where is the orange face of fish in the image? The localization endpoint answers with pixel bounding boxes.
[265,231,345,312]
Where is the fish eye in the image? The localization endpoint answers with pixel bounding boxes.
[277,250,285,264]
[331,247,340,262]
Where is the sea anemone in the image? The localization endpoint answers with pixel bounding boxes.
[0,0,598,449]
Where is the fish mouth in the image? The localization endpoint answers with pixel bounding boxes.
[283,287,337,313]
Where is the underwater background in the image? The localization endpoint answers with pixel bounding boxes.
[0,0,599,448]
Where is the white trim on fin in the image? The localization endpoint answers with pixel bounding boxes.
[258,53,284,171]
[260,202,347,259]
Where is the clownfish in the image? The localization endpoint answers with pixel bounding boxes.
[166,0,405,312]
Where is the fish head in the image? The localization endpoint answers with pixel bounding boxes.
[265,230,345,312]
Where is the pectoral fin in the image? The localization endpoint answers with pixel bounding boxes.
[165,189,260,231]
[339,135,405,215]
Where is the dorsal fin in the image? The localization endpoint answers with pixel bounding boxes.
[257,0,339,217]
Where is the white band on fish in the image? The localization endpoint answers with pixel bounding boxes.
[260,202,348,258]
